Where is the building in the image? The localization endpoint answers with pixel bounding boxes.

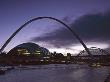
[7,42,50,57]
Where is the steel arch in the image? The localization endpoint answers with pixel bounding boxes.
[0,17,92,55]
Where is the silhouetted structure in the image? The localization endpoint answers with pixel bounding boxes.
[78,47,110,56]
[8,42,49,56]
[0,17,92,56]
[0,17,110,66]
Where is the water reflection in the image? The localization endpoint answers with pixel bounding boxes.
[0,64,109,82]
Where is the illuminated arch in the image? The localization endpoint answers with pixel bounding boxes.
[0,17,92,55]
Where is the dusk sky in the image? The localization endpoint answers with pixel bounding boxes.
[0,0,110,55]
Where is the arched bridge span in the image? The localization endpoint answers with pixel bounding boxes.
[0,17,91,55]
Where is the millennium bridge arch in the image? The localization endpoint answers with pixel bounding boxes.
[0,17,92,55]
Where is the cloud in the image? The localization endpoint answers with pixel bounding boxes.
[31,27,76,48]
[30,11,110,48]
[72,11,110,40]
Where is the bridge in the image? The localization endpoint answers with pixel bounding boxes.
[0,47,110,66]
[65,47,110,66]
[0,17,110,66]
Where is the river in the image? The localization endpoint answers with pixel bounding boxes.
[0,64,110,82]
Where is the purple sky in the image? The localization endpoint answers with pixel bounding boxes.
[0,0,110,55]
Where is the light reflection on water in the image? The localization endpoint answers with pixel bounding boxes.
[0,64,110,82]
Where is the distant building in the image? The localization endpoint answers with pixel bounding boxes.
[7,42,50,57]
[67,53,71,60]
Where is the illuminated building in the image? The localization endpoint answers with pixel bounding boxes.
[7,42,49,56]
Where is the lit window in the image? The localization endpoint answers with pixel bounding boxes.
[35,50,41,52]
[17,49,29,55]
[34,53,41,54]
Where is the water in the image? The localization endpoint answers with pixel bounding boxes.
[0,64,110,82]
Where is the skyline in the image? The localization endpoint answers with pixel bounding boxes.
[0,0,110,55]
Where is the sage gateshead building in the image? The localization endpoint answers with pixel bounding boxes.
[7,42,50,57]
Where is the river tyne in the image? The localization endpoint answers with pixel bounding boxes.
[0,64,110,82]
